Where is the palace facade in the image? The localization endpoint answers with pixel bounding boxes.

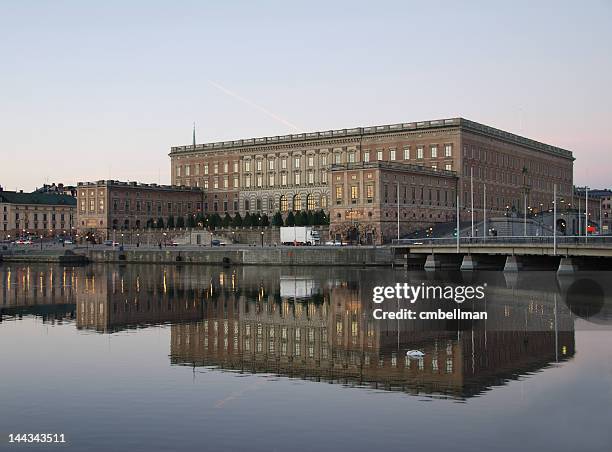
[75,180,203,241]
[169,118,574,242]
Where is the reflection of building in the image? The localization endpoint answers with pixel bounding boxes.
[75,265,204,333]
[76,180,203,241]
[0,264,77,322]
[171,273,575,399]
[0,188,76,239]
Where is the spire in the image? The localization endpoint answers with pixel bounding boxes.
[192,122,196,148]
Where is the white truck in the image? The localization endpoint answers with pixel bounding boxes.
[280,226,320,246]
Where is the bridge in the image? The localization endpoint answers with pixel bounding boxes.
[391,236,612,273]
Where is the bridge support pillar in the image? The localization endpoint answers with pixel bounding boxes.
[460,255,477,271]
[503,255,522,272]
[424,254,441,270]
[557,257,578,274]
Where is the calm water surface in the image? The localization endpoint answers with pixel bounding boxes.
[1,264,611,452]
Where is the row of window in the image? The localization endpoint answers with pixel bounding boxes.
[175,145,454,178]
[205,194,327,213]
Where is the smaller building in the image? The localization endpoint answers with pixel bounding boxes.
[76,180,204,241]
[0,188,76,239]
[574,187,612,234]
[329,162,458,244]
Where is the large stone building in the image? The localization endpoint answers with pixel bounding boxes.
[0,188,76,240]
[76,180,203,241]
[330,162,458,243]
[169,118,574,242]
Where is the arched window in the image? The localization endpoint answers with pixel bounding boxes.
[320,195,327,208]
[280,195,288,212]
[244,199,250,211]
[306,194,315,211]
[293,194,302,211]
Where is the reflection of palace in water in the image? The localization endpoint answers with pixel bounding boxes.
[1,264,578,398]
[0,264,77,323]
[170,268,576,399]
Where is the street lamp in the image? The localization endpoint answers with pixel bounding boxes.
[40,235,43,250]
[260,230,264,247]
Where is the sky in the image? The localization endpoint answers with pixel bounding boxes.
[1,0,611,191]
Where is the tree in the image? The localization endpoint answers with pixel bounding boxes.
[260,213,270,227]
[285,211,296,227]
[271,211,284,227]
[187,214,196,228]
[176,216,185,228]
[232,212,243,227]
[167,215,175,228]
[157,217,164,229]
[146,218,154,229]
[210,213,222,229]
[243,212,252,227]
[320,210,329,225]
[195,212,204,228]
[306,210,315,226]
[294,210,305,226]
[222,213,231,228]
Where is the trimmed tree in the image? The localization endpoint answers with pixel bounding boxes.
[176,216,185,228]
[187,214,196,228]
[222,213,231,228]
[260,214,270,227]
[232,212,243,227]
[271,211,284,227]
[167,215,175,228]
[285,211,296,227]
[157,217,164,229]
[243,212,252,227]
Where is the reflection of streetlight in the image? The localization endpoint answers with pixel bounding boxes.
[232,231,235,243]
[121,233,124,246]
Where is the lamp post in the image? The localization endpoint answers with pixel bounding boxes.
[260,230,264,247]
[40,235,43,250]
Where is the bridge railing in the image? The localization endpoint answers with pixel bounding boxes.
[392,235,612,246]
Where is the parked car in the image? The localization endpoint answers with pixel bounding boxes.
[16,239,33,245]
[63,240,73,245]
[103,240,119,246]
[324,240,343,246]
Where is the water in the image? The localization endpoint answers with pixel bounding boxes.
[1,264,611,452]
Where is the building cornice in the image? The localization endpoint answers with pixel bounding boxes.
[169,117,573,161]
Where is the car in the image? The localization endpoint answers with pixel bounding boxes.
[168,241,179,246]
[16,240,33,245]
[103,240,119,246]
[324,240,343,246]
[63,240,73,245]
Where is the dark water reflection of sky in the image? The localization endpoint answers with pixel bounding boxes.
[1,264,611,452]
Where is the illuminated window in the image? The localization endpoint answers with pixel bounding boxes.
[389,149,396,161]
[306,194,315,210]
[403,148,410,160]
[293,194,302,211]
[280,195,288,212]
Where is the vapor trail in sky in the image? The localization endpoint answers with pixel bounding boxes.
[207,80,301,132]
